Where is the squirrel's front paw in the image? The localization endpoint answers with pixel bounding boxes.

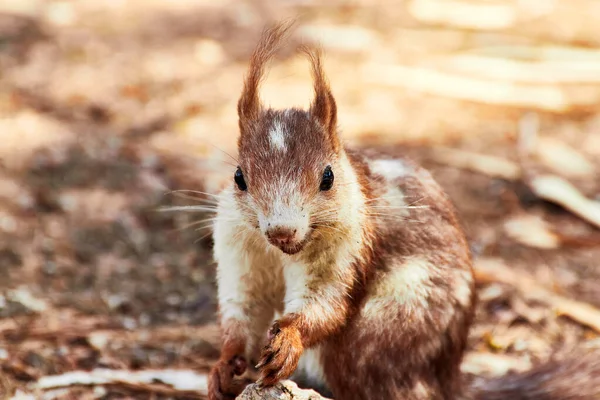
[208,355,249,400]
[256,322,303,387]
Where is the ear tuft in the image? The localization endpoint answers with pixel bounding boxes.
[301,45,340,152]
[237,19,296,129]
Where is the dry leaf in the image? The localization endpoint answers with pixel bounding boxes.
[529,175,600,229]
[503,213,560,249]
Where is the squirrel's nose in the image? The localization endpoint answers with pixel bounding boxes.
[266,227,297,247]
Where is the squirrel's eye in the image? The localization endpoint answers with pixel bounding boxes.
[320,165,334,191]
[234,167,247,191]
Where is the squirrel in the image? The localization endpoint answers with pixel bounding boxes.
[207,21,600,400]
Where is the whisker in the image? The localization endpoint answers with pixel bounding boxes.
[194,138,239,164]
[369,205,430,210]
[364,194,423,203]
[331,182,357,187]
[164,216,238,235]
[366,214,424,223]
[166,189,223,200]
[406,196,428,206]
[195,230,215,243]
[194,223,216,232]
[311,223,346,236]
[310,211,339,218]
[181,219,215,230]
[214,159,237,168]
[169,192,220,205]
[156,205,218,213]
[310,206,339,214]
[178,217,238,231]
[365,211,414,216]
[244,231,263,250]
[311,211,338,218]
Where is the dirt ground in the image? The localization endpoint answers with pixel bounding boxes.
[1,1,600,399]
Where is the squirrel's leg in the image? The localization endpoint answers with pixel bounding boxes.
[208,246,252,400]
[209,241,280,399]
[256,260,356,387]
[322,258,473,400]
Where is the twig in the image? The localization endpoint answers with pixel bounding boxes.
[535,137,595,178]
[528,175,600,229]
[31,368,209,398]
[428,147,521,180]
[515,113,600,229]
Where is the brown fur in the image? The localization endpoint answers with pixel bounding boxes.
[321,155,475,400]
[207,21,600,400]
[303,45,340,153]
[209,320,252,399]
[237,20,295,126]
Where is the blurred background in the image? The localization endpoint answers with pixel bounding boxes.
[1,0,600,398]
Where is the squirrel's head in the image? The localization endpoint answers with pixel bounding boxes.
[232,21,349,255]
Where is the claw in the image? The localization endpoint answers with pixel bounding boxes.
[268,322,281,340]
[259,369,280,387]
[256,377,264,388]
[256,344,275,369]
[256,322,303,388]
[231,355,247,376]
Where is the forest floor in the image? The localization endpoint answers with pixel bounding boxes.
[1,1,600,398]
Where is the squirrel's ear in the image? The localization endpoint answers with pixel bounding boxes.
[303,46,340,152]
[237,21,295,132]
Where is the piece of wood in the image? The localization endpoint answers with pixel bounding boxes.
[27,368,209,399]
[428,147,521,180]
[237,380,331,400]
